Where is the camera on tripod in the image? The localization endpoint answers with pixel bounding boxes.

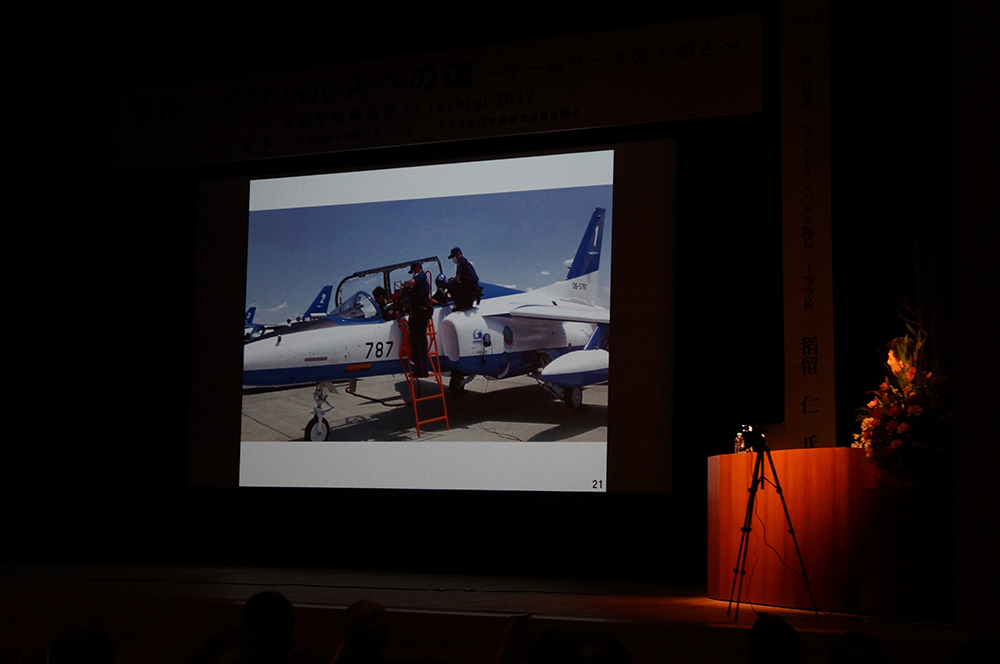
[734,424,767,454]
[726,423,818,620]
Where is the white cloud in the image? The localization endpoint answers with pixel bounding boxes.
[564,259,573,268]
[268,302,289,313]
[540,271,550,276]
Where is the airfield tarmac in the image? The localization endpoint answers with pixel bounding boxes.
[241,373,608,443]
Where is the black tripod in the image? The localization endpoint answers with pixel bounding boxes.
[727,439,819,620]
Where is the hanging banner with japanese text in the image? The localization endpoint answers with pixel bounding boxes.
[781,0,836,448]
[115,14,761,170]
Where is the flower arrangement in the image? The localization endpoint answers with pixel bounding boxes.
[852,322,952,486]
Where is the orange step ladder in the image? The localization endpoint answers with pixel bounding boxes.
[397,315,450,437]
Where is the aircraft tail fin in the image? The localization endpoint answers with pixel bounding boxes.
[245,307,256,326]
[566,208,605,280]
[303,285,333,318]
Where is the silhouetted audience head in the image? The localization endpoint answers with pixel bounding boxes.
[827,632,887,664]
[190,628,282,664]
[525,628,630,664]
[947,634,1000,664]
[340,599,390,663]
[49,624,114,664]
[569,633,632,664]
[243,591,295,655]
[526,627,575,664]
[748,615,800,664]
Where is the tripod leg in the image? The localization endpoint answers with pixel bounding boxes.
[763,447,820,618]
[727,450,765,619]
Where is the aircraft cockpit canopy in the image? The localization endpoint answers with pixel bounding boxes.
[329,291,380,320]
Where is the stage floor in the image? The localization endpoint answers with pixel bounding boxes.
[0,561,963,664]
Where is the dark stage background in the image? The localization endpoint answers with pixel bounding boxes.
[5,1,973,593]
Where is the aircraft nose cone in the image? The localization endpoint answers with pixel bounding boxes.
[243,336,280,384]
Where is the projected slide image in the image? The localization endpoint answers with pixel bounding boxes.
[240,151,613,491]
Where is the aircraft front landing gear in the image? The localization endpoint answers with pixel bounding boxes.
[305,416,330,441]
[304,381,337,441]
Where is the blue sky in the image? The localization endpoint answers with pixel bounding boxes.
[245,185,613,323]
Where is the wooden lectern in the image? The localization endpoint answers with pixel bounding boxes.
[707,447,877,613]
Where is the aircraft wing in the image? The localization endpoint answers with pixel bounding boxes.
[506,303,610,325]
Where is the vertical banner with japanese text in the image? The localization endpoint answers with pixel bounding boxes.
[782,0,836,448]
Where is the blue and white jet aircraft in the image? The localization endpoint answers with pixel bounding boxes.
[243,208,610,440]
[244,307,258,336]
[245,285,334,342]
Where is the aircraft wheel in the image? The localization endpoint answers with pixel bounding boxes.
[563,386,583,410]
[449,373,466,394]
[305,416,330,441]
